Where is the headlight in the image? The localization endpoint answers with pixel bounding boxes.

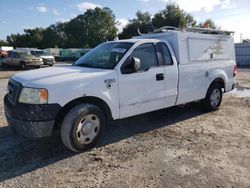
[19,87,48,104]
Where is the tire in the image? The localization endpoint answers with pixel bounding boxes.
[60,103,106,152]
[202,83,222,112]
[1,62,8,68]
[20,62,26,69]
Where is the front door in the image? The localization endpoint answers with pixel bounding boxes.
[118,43,166,118]
[8,52,19,66]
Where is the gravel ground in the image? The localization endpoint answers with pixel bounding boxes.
[0,69,249,188]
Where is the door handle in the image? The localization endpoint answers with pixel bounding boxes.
[156,73,164,81]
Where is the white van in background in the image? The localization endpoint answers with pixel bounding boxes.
[30,49,55,66]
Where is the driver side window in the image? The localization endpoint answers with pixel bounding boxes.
[131,43,157,71]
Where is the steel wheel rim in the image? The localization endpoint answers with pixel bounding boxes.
[76,114,100,144]
[210,89,221,107]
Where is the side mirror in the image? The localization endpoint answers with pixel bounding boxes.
[122,56,141,74]
[131,57,141,72]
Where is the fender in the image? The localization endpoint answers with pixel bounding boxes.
[207,68,227,91]
[82,91,119,119]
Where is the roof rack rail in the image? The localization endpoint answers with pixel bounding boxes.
[150,26,234,35]
[152,26,180,33]
[185,27,234,35]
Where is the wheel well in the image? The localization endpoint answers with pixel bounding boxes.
[209,77,225,91]
[20,61,26,65]
[54,96,113,130]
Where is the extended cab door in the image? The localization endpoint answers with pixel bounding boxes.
[118,43,166,118]
[155,42,178,107]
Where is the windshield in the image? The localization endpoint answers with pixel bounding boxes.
[35,50,49,56]
[74,42,133,69]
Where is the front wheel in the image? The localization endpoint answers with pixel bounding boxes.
[202,83,222,112]
[60,103,106,152]
[20,62,27,69]
[1,62,8,68]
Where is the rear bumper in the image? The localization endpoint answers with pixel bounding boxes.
[231,83,236,90]
[4,95,61,138]
[225,79,236,92]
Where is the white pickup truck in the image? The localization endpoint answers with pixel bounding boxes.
[4,27,236,152]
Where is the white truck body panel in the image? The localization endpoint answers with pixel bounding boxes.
[12,30,236,120]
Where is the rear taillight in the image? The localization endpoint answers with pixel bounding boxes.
[233,64,237,77]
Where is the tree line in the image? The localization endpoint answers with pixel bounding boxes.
[1,3,217,49]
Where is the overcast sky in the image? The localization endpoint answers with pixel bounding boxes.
[0,0,250,42]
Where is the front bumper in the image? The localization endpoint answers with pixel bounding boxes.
[6,113,55,138]
[25,61,43,67]
[42,59,54,65]
[4,95,61,138]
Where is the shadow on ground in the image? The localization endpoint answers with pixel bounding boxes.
[0,102,204,182]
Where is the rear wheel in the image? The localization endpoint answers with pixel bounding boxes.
[60,103,106,152]
[202,83,222,111]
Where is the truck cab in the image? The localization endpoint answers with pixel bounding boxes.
[4,27,236,152]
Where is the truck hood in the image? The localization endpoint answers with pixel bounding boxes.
[12,66,115,87]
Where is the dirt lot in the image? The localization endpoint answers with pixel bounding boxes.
[0,67,249,188]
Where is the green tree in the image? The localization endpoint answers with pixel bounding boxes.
[81,7,117,47]
[119,4,197,39]
[0,40,9,46]
[198,19,217,29]
[40,24,65,48]
[7,33,26,48]
[24,28,45,47]
[62,7,117,48]
[152,3,196,29]
[5,5,218,48]
[118,11,152,39]
[6,7,117,48]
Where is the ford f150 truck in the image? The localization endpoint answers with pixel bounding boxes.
[4,27,236,152]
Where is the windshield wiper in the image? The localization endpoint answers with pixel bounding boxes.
[75,63,94,68]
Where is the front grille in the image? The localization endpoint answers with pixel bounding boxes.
[32,59,40,61]
[7,79,22,105]
[43,58,54,63]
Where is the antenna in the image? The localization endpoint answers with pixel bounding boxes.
[137,28,145,36]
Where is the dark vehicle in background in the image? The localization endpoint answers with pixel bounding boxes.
[1,51,43,69]
[30,49,55,66]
